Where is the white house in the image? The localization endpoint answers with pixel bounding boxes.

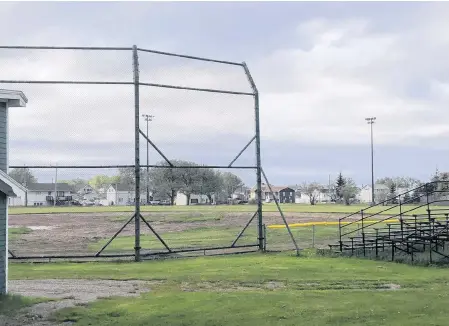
[175,192,211,205]
[27,183,74,206]
[106,184,147,206]
[358,184,390,203]
[0,170,27,206]
[295,189,330,204]
[76,184,99,201]
[1,89,28,294]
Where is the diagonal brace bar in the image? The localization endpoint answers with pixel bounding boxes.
[8,249,16,258]
[231,210,258,247]
[261,168,300,256]
[228,135,256,167]
[140,214,172,252]
[95,214,135,257]
[139,129,173,167]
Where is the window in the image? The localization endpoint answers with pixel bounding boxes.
[48,191,52,195]
[57,191,64,197]
[191,198,199,204]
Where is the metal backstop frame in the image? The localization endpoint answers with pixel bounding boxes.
[1,44,299,261]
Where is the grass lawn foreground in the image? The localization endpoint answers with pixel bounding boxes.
[9,252,449,326]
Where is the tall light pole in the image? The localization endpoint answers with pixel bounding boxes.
[365,117,376,205]
[142,114,154,204]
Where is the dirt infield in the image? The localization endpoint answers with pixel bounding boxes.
[8,211,348,257]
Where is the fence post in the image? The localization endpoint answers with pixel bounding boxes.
[263,224,267,252]
[132,45,141,262]
[312,224,315,248]
[338,218,342,251]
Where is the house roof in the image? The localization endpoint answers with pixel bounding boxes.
[0,89,28,107]
[0,179,16,197]
[27,183,73,192]
[0,170,27,193]
[251,183,292,193]
[109,183,134,192]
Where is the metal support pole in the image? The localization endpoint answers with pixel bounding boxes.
[262,168,300,255]
[263,224,267,251]
[365,117,376,205]
[242,62,263,251]
[231,211,257,247]
[146,117,149,204]
[133,45,141,262]
[141,114,154,204]
[54,165,58,207]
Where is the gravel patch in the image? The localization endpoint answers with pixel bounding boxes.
[1,279,156,326]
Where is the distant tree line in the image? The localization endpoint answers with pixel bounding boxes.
[8,160,244,206]
[299,173,359,206]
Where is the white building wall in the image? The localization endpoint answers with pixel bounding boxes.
[27,191,49,206]
[7,185,26,206]
[295,190,328,204]
[176,193,210,206]
[106,186,146,206]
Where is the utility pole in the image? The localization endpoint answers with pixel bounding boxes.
[141,114,154,204]
[54,164,58,207]
[365,117,376,205]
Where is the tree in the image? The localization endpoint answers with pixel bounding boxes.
[377,176,421,190]
[88,175,119,190]
[335,173,346,203]
[341,178,359,205]
[117,167,145,189]
[9,168,37,186]
[118,167,136,188]
[402,192,411,204]
[300,182,322,205]
[388,182,398,205]
[198,169,223,204]
[148,162,182,205]
[177,161,202,205]
[222,172,244,198]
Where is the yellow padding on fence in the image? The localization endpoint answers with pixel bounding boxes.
[267,219,399,229]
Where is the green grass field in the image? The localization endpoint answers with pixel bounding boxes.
[9,252,449,325]
[8,227,32,240]
[8,203,441,216]
[92,225,340,252]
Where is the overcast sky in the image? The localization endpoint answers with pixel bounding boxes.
[1,2,449,186]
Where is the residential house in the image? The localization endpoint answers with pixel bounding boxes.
[0,170,27,206]
[294,186,332,204]
[106,184,147,206]
[279,187,295,203]
[358,184,390,204]
[27,183,74,206]
[76,184,99,202]
[250,183,296,204]
[175,192,211,205]
[232,186,250,201]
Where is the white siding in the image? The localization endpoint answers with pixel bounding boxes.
[0,193,6,294]
[175,193,210,205]
[0,102,7,293]
[106,186,146,206]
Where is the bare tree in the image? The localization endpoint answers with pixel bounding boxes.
[300,182,322,205]
[341,178,359,205]
[9,168,37,186]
